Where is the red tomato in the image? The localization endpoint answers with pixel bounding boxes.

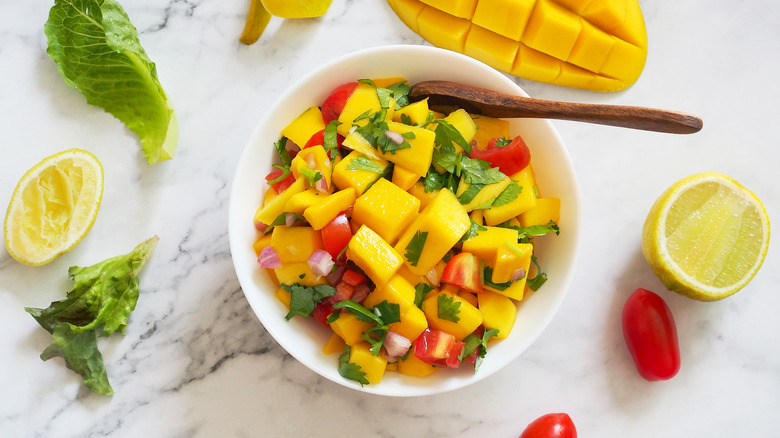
[341,269,367,286]
[622,288,680,381]
[469,135,531,176]
[321,82,358,124]
[264,167,295,193]
[441,252,483,293]
[321,213,352,261]
[413,329,462,368]
[311,301,334,327]
[519,413,577,438]
[303,129,345,159]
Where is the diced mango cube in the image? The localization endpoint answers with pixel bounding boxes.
[419,0,477,19]
[484,244,532,301]
[461,225,519,261]
[372,77,407,88]
[254,178,306,226]
[464,25,519,74]
[394,188,471,276]
[568,19,616,73]
[381,121,435,177]
[523,0,583,60]
[364,275,428,341]
[347,225,404,287]
[519,197,561,227]
[483,165,538,225]
[285,189,326,214]
[348,342,388,384]
[393,98,431,126]
[253,233,273,256]
[281,106,325,148]
[392,165,420,191]
[511,43,561,83]
[274,287,291,307]
[471,114,510,150]
[422,290,483,340]
[331,151,388,195]
[408,182,439,210]
[472,0,534,41]
[342,131,385,162]
[417,5,471,53]
[270,226,324,263]
[456,175,511,211]
[443,109,478,151]
[397,351,437,377]
[291,145,332,190]
[303,188,357,230]
[322,332,346,355]
[492,242,532,283]
[337,82,382,137]
[478,290,517,339]
[274,262,327,287]
[330,312,373,346]
[353,178,420,245]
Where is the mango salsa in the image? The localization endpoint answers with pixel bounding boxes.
[252,77,560,387]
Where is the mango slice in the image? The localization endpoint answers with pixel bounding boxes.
[387,0,647,91]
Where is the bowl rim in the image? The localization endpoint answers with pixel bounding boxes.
[229,44,582,397]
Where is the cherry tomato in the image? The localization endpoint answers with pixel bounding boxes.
[413,328,462,368]
[519,413,577,438]
[321,82,358,124]
[303,128,345,159]
[264,167,295,193]
[622,288,680,381]
[441,252,483,293]
[321,213,352,261]
[469,135,531,176]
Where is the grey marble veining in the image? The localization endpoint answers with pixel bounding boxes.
[1,0,779,437]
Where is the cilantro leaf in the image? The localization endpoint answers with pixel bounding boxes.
[386,81,412,107]
[457,183,485,205]
[423,167,456,193]
[483,266,512,291]
[323,120,342,160]
[527,255,549,291]
[459,156,505,185]
[437,294,461,323]
[404,230,428,267]
[338,345,369,386]
[459,218,487,243]
[274,137,293,168]
[333,300,401,355]
[433,119,471,154]
[490,181,523,207]
[282,283,336,320]
[299,167,323,186]
[265,164,291,186]
[498,220,560,243]
[459,328,500,373]
[494,137,511,147]
[399,113,412,125]
[346,156,385,173]
[25,237,158,395]
[373,300,402,325]
[414,283,434,308]
[353,110,413,155]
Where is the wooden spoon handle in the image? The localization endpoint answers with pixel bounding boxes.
[412,81,703,134]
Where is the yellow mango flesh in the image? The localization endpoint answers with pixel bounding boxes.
[348,342,388,384]
[303,188,356,230]
[394,188,471,276]
[337,83,382,137]
[381,121,435,177]
[363,275,429,341]
[281,106,325,147]
[483,165,538,225]
[254,178,306,226]
[346,224,404,286]
[519,197,561,227]
[422,290,483,340]
[331,150,388,196]
[387,0,648,91]
[261,0,333,18]
[397,351,437,377]
[330,312,374,346]
[270,226,323,263]
[477,291,516,339]
[352,178,421,245]
[291,145,332,190]
[274,262,327,287]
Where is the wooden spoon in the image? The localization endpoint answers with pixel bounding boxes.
[410,81,703,134]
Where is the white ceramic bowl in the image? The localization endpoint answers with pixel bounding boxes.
[229,45,581,397]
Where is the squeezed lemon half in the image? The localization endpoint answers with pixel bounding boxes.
[4,149,104,266]
[642,172,770,301]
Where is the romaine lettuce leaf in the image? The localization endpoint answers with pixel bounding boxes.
[25,236,159,395]
[45,0,177,164]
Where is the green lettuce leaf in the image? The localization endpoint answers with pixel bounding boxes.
[45,0,177,164]
[25,236,159,395]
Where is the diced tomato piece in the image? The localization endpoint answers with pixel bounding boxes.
[333,281,355,303]
[303,129,344,159]
[321,213,352,261]
[265,167,295,193]
[413,329,460,366]
[443,341,464,368]
[311,301,334,327]
[469,135,531,177]
[441,252,483,293]
[342,268,367,286]
[321,82,358,124]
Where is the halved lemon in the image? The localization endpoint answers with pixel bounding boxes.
[642,172,770,301]
[4,149,104,266]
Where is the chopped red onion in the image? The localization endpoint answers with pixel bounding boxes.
[351,283,370,304]
[258,246,282,269]
[305,154,316,169]
[285,213,297,227]
[254,220,268,233]
[326,264,347,286]
[385,130,404,145]
[512,268,526,282]
[384,331,412,359]
[308,249,335,279]
[285,138,300,154]
[315,175,329,193]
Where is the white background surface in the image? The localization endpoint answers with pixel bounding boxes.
[1,0,778,436]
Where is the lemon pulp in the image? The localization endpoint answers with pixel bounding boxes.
[4,149,103,266]
[642,172,770,301]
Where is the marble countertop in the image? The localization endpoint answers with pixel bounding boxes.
[1,0,778,436]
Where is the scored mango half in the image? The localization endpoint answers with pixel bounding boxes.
[387,0,647,91]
